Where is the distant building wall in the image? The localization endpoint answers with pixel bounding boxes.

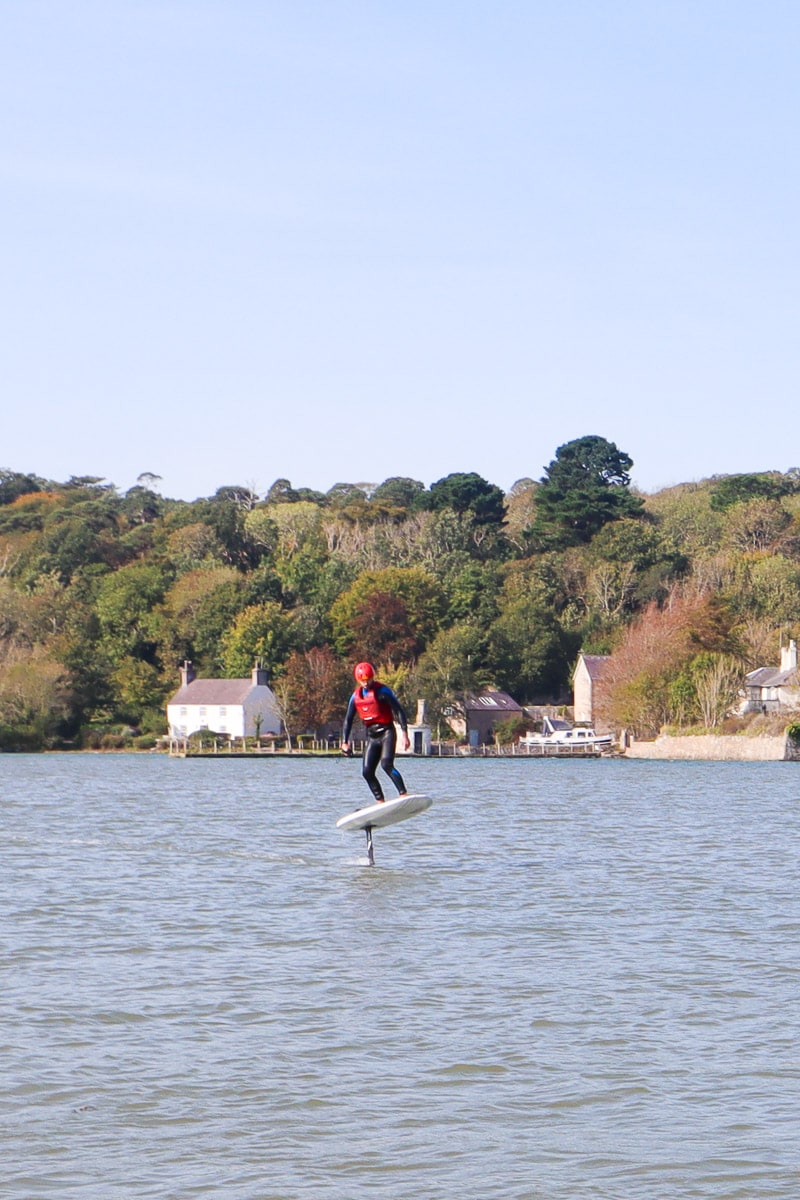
[625,734,791,760]
[573,653,610,727]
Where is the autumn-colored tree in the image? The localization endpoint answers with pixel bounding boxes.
[279,646,351,734]
[596,591,742,736]
[0,646,73,743]
[329,567,444,657]
[687,653,743,730]
[347,591,421,666]
[503,479,538,553]
[722,498,792,554]
[164,522,228,573]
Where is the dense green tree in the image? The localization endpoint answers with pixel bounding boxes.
[265,478,300,504]
[294,487,328,504]
[25,513,116,584]
[326,482,368,508]
[709,472,797,512]
[120,485,164,525]
[0,490,62,537]
[427,471,506,526]
[370,476,427,510]
[220,602,295,677]
[573,518,686,620]
[0,469,50,505]
[184,490,262,568]
[443,562,503,627]
[152,566,246,675]
[409,622,487,739]
[111,657,165,720]
[487,595,574,702]
[213,485,259,509]
[645,483,726,563]
[94,562,169,659]
[726,554,800,623]
[4,452,800,745]
[264,479,329,506]
[527,435,644,549]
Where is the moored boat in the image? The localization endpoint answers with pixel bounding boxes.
[519,716,613,750]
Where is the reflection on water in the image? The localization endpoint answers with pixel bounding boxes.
[2,753,799,1198]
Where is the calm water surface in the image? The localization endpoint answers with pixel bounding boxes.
[1,753,799,1199]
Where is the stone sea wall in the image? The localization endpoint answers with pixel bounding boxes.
[624,734,796,761]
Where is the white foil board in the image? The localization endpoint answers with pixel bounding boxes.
[336,793,432,832]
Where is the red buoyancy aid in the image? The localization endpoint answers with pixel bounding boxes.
[353,684,394,727]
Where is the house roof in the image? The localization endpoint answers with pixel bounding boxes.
[745,667,799,689]
[464,690,522,713]
[576,653,610,681]
[168,678,266,706]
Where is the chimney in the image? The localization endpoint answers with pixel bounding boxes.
[415,698,428,725]
[781,639,798,672]
[180,660,196,687]
[252,658,268,687]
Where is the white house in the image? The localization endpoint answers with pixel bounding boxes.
[572,652,610,727]
[166,660,281,739]
[742,639,800,713]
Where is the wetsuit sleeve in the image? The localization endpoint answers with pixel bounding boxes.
[380,686,408,731]
[342,695,357,742]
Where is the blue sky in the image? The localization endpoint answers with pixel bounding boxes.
[3,1,800,501]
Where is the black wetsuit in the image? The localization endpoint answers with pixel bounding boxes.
[343,684,408,802]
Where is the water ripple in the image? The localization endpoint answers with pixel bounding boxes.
[1,753,799,1198]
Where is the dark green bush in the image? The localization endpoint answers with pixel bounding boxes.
[133,734,158,750]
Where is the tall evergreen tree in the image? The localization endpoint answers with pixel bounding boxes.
[527,435,644,549]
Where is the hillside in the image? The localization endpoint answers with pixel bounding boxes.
[2,445,799,748]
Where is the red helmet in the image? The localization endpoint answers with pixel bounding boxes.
[354,661,375,684]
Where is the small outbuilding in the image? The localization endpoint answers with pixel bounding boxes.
[446,690,523,747]
[398,699,433,756]
[572,652,610,727]
[166,660,281,739]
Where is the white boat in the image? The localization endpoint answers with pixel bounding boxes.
[519,716,613,750]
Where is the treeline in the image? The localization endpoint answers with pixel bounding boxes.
[2,437,800,749]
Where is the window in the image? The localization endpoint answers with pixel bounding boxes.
[180,707,187,716]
